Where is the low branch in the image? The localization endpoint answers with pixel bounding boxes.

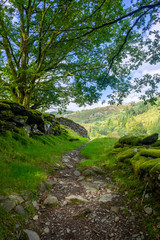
[102,9,151,86]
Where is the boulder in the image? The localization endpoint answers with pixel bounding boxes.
[142,133,158,145]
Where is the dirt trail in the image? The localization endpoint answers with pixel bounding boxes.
[29,142,147,240]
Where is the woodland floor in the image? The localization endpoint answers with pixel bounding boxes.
[26,142,149,240]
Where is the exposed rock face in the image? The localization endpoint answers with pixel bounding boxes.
[0,100,61,136]
[57,117,89,139]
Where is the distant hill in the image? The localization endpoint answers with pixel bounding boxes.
[60,100,160,139]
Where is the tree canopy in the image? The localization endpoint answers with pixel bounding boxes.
[0,0,160,110]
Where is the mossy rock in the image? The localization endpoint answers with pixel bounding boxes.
[139,149,160,158]
[151,140,160,147]
[119,136,141,146]
[0,110,14,119]
[114,142,124,148]
[117,148,136,162]
[137,158,160,177]
[0,102,11,110]
[141,133,158,145]
[131,155,150,174]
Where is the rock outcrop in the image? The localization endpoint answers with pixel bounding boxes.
[57,117,89,139]
[0,100,61,136]
[113,134,160,194]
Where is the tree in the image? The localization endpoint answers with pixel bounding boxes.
[0,0,160,109]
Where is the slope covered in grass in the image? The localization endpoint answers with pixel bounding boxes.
[0,129,88,239]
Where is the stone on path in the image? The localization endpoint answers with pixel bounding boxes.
[9,193,24,204]
[44,195,59,205]
[65,195,88,203]
[15,205,25,215]
[90,166,105,174]
[99,194,114,203]
[0,199,15,211]
[114,216,120,222]
[43,227,50,234]
[44,179,56,186]
[82,169,96,176]
[144,206,152,215]
[74,170,81,176]
[23,229,40,240]
[111,206,119,213]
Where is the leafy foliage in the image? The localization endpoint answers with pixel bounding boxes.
[0,0,160,109]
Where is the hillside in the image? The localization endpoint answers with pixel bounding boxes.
[61,100,160,139]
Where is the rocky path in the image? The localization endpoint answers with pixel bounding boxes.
[26,142,148,240]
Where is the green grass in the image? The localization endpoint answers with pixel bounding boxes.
[79,137,160,239]
[0,130,88,194]
[0,129,88,239]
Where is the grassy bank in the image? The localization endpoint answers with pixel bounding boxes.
[0,128,88,239]
[78,138,160,239]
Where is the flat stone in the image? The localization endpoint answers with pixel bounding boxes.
[111,206,119,213]
[65,164,73,169]
[9,193,24,204]
[15,205,25,215]
[32,200,38,208]
[0,199,15,211]
[62,157,70,163]
[114,216,120,222]
[74,170,81,176]
[77,176,85,181]
[99,194,113,203]
[82,169,96,176]
[65,195,88,203]
[44,195,59,205]
[144,207,152,215]
[90,166,105,174]
[44,179,56,186]
[23,229,40,240]
[39,183,47,192]
[43,227,50,234]
[33,215,39,220]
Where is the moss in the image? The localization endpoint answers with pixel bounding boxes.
[139,149,160,158]
[137,159,160,177]
[114,142,124,148]
[119,135,141,146]
[14,128,28,137]
[0,120,7,126]
[30,109,42,116]
[151,140,160,147]
[0,102,11,110]
[150,162,160,174]
[117,148,136,162]
[0,110,14,118]
[131,154,150,174]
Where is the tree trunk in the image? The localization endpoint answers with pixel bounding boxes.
[17,87,32,108]
[23,92,32,109]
